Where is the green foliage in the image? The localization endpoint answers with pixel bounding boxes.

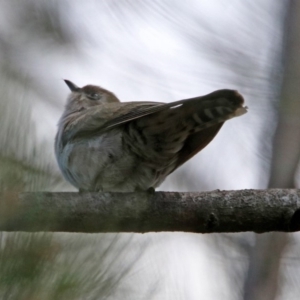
[0,233,143,300]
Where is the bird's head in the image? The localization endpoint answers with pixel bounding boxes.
[63,79,120,112]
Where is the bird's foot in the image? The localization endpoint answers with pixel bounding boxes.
[146,187,156,195]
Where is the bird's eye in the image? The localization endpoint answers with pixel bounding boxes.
[87,93,101,100]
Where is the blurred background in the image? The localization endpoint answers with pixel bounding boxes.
[1,0,300,299]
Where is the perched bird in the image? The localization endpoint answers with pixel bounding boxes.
[55,80,247,192]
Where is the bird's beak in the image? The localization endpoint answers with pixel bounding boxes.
[64,79,80,92]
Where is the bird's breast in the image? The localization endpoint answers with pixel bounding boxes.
[55,129,160,191]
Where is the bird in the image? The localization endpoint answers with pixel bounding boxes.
[55,80,247,192]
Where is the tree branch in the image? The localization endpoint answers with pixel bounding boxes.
[1,189,300,233]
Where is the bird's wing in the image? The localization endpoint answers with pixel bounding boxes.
[62,89,246,151]
[174,122,224,170]
[60,101,165,145]
[102,89,246,130]
[111,89,246,173]
[102,101,166,129]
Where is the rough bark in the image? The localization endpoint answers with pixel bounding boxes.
[0,189,300,233]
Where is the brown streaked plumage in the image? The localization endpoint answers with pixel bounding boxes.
[55,80,247,192]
